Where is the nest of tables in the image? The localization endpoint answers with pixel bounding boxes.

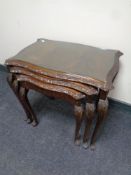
[5,38,123,149]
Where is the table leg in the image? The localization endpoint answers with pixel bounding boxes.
[90,91,108,150]
[83,102,95,149]
[19,86,38,127]
[7,73,33,123]
[74,104,84,146]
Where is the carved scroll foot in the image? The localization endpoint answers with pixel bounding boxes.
[90,98,108,149]
[19,86,38,127]
[74,104,84,146]
[83,102,95,149]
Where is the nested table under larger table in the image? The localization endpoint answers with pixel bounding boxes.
[5,38,123,148]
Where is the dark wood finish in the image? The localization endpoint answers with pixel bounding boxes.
[74,104,84,145]
[5,39,123,147]
[7,73,33,124]
[16,75,86,101]
[5,39,123,91]
[13,74,96,144]
[90,90,109,150]
[9,66,98,96]
[6,60,105,90]
[19,86,38,126]
[83,100,95,149]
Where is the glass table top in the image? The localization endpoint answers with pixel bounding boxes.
[8,38,122,82]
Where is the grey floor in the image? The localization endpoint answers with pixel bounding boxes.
[0,71,131,175]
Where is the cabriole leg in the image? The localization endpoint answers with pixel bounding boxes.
[7,73,32,123]
[90,95,108,150]
[74,104,84,146]
[83,102,95,149]
[19,86,38,127]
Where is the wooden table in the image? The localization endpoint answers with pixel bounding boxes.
[5,38,123,148]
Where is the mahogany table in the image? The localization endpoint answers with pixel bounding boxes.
[5,38,123,148]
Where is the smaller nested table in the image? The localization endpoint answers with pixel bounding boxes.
[5,38,123,148]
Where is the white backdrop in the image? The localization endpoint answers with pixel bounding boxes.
[0,0,131,104]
